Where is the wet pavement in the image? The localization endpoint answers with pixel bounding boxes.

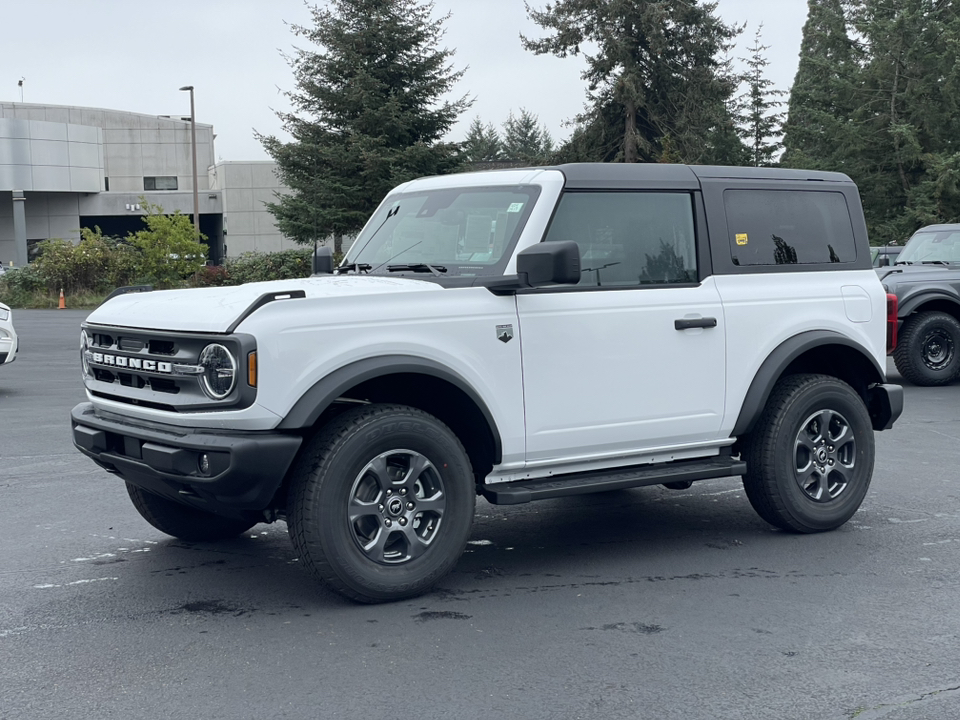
[1,309,958,720]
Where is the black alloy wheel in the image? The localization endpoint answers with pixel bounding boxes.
[286,404,475,603]
[741,374,875,533]
[347,449,447,565]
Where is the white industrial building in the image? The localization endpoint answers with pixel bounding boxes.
[0,102,297,267]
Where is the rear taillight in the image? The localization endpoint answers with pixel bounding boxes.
[886,293,898,354]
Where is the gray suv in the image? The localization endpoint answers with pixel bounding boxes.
[879,224,960,385]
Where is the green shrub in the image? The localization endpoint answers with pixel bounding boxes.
[128,200,208,288]
[0,265,46,307]
[192,265,230,287]
[222,248,314,285]
[33,230,114,294]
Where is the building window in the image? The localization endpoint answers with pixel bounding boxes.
[144,176,178,191]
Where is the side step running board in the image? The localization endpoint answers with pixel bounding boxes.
[480,455,746,505]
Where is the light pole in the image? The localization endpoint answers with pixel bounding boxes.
[179,85,200,239]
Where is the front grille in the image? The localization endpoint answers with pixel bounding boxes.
[82,323,256,413]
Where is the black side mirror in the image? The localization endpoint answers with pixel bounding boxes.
[312,246,334,275]
[878,256,890,267]
[516,241,581,286]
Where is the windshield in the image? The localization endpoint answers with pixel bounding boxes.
[344,186,541,276]
[897,229,960,264]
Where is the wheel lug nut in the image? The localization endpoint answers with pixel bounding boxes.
[828,459,834,465]
[400,488,407,496]
[406,502,415,510]
[386,489,392,496]
[398,517,407,526]
[378,504,384,512]
[384,518,392,527]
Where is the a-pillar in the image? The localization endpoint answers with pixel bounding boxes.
[12,190,27,267]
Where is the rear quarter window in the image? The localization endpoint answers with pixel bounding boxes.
[724,190,857,266]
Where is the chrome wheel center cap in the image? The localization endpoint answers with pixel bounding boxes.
[386,497,405,517]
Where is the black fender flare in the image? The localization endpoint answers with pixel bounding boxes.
[897,290,960,319]
[276,355,503,464]
[732,330,885,437]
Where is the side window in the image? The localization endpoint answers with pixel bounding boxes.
[724,189,856,266]
[543,192,697,287]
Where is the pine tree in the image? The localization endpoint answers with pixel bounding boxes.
[735,25,786,167]
[780,0,860,173]
[258,0,470,253]
[461,117,503,163]
[523,0,747,164]
[846,0,960,243]
[501,108,554,164]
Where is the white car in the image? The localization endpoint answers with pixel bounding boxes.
[0,302,17,366]
[73,163,903,603]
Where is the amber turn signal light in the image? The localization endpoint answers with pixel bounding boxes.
[248,351,258,387]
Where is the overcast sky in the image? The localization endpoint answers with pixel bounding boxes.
[1,0,810,162]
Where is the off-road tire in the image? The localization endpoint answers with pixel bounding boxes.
[286,404,475,604]
[126,483,257,541]
[741,374,875,533]
[893,311,960,386]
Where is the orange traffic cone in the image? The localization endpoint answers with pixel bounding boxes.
[58,288,65,309]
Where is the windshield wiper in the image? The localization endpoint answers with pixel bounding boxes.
[921,260,950,265]
[336,263,372,275]
[387,263,448,276]
[894,260,913,265]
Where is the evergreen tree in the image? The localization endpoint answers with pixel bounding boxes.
[461,117,503,163]
[846,0,960,243]
[735,25,786,167]
[523,0,747,164]
[258,0,470,253]
[780,0,860,173]
[502,108,554,164]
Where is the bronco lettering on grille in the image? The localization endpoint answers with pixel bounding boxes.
[90,352,172,374]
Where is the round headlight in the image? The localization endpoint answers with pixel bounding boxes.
[199,344,237,400]
[80,331,90,376]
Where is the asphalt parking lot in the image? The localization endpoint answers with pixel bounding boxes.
[1,309,959,720]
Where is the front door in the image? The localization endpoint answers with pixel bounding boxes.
[517,190,726,466]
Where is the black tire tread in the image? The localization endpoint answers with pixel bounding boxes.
[286,404,473,604]
[125,483,256,541]
[893,311,960,386]
[741,373,871,534]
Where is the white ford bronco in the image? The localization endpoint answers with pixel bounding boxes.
[72,164,903,603]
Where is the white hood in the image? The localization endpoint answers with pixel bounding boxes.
[86,275,442,333]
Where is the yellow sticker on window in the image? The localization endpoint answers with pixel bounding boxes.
[735,233,749,246]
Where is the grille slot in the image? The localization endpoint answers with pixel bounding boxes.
[92,334,114,348]
[149,340,176,355]
[149,377,180,394]
[118,337,145,352]
[94,368,116,383]
[118,372,147,389]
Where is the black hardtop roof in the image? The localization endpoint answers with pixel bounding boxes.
[555,162,853,189]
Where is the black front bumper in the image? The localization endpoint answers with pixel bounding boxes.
[71,403,302,517]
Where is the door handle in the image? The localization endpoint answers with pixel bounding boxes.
[674,317,717,330]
